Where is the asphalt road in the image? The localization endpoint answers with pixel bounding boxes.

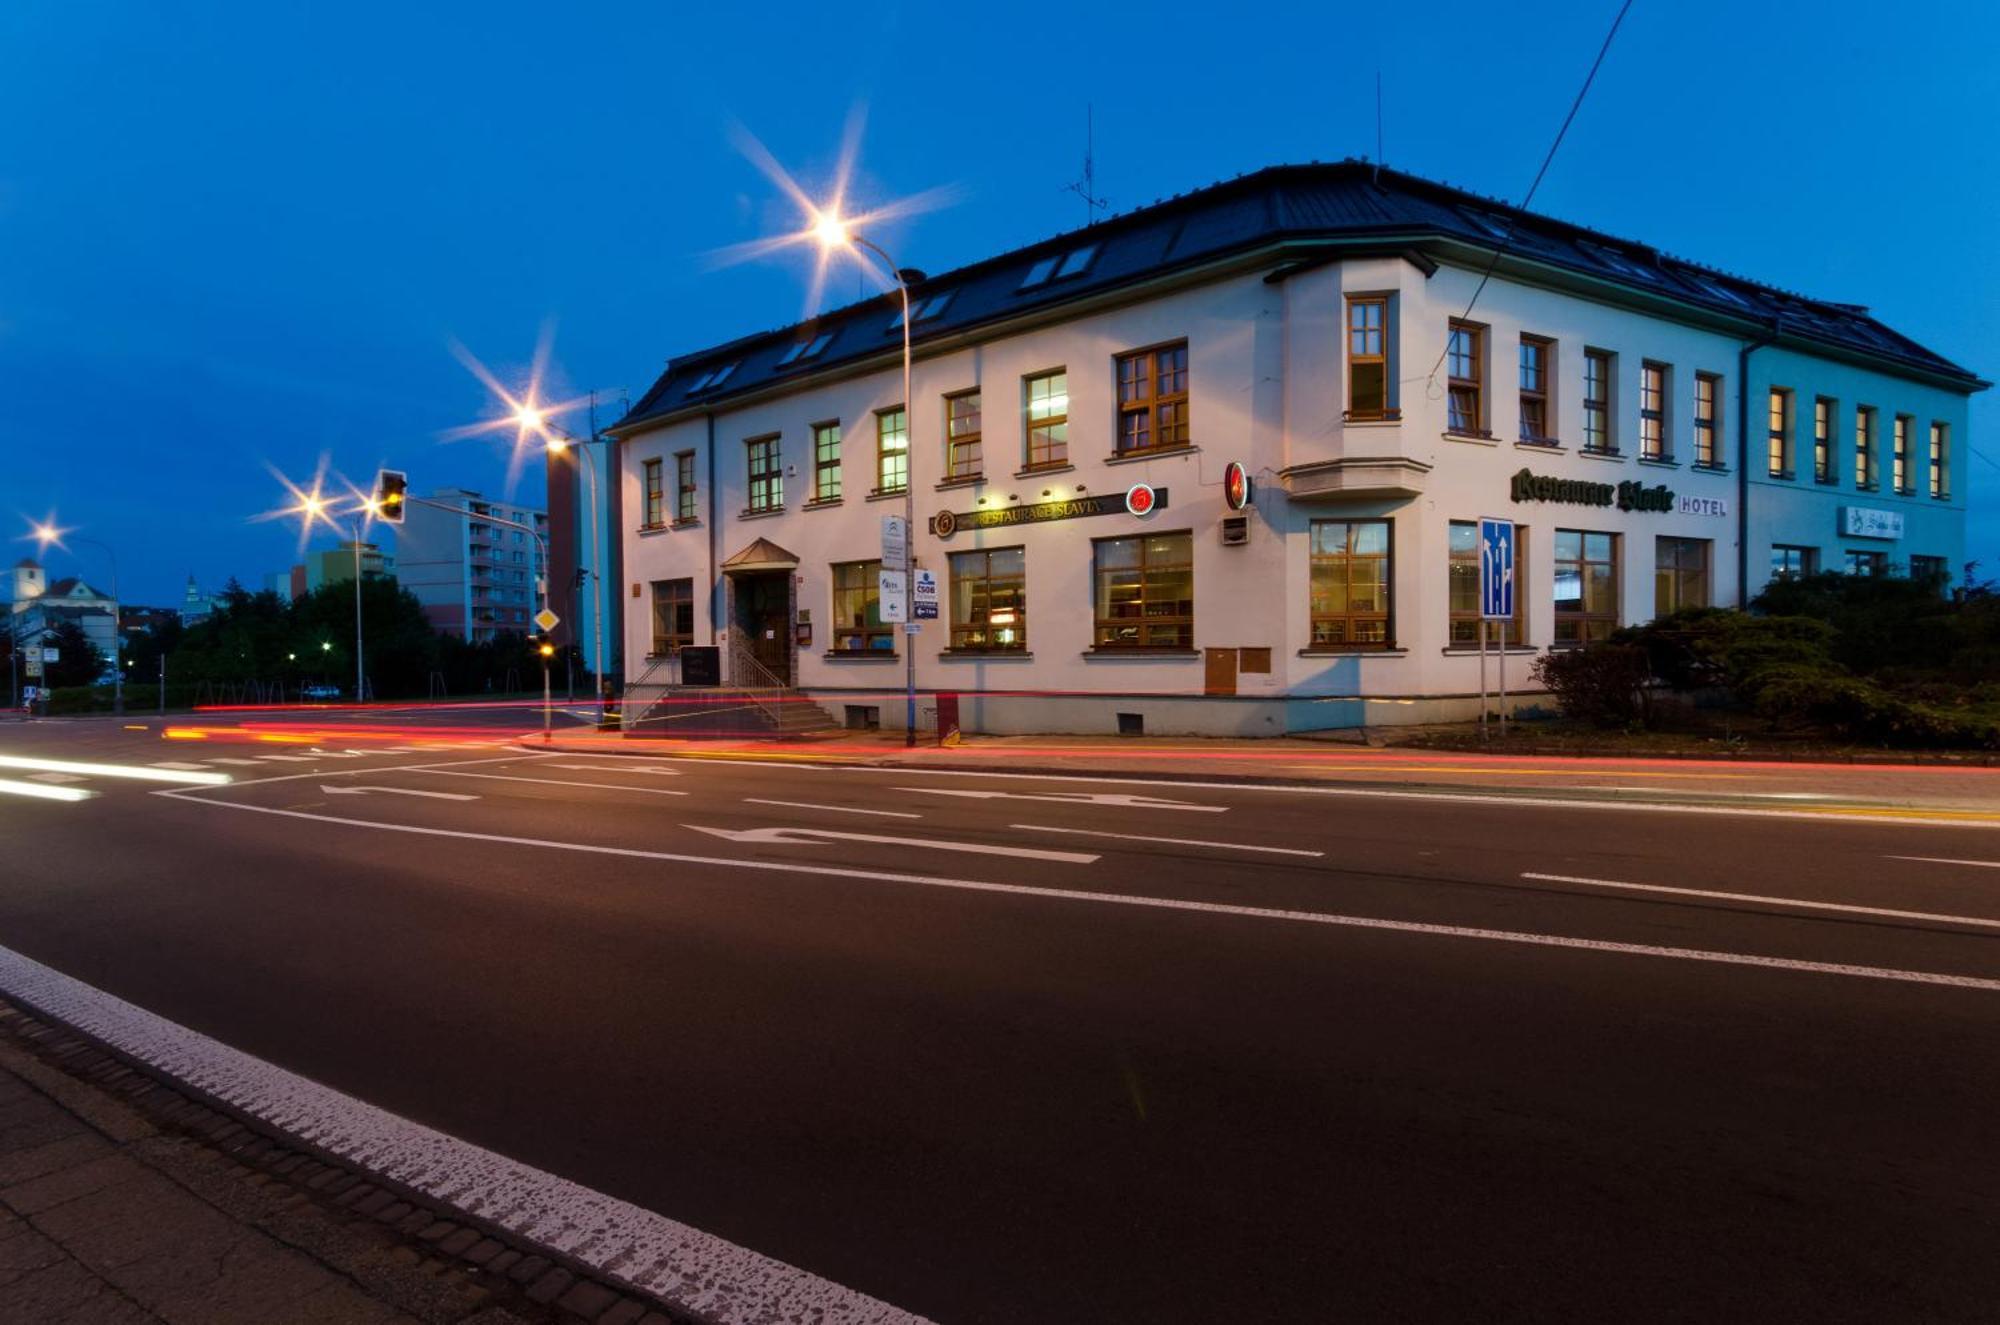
[3,712,1999,1322]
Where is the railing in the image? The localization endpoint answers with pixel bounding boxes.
[727,641,793,730]
[619,653,683,732]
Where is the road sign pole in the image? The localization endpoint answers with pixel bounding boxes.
[542,658,552,743]
[1479,620,1489,741]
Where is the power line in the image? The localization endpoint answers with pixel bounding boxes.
[1423,0,1636,391]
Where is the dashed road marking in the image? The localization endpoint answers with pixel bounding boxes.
[151,761,214,771]
[1886,856,2000,871]
[405,770,689,796]
[1012,824,1324,857]
[1522,872,2000,931]
[687,823,1096,863]
[744,798,920,819]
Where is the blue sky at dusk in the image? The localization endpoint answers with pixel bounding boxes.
[3,1,1994,605]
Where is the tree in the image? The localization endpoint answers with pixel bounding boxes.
[40,619,107,688]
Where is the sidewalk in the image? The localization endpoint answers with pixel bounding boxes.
[0,1007,642,1325]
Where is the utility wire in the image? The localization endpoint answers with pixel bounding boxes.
[1422,0,1637,391]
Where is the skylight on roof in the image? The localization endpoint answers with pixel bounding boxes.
[1577,239,1660,283]
[776,333,833,367]
[685,368,715,393]
[1019,256,1060,290]
[1055,243,1098,278]
[684,359,741,394]
[1458,207,1511,241]
[1019,242,1099,292]
[1684,273,1753,311]
[707,360,739,387]
[887,291,954,331]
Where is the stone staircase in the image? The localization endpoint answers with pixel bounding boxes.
[620,650,839,740]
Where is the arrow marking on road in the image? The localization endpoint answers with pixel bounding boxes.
[686,824,1097,863]
[550,763,682,776]
[320,785,479,801]
[891,787,1227,813]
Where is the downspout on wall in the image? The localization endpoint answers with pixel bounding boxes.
[706,412,719,645]
[1736,319,1780,607]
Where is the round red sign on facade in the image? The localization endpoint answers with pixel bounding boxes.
[1125,483,1157,516]
[1223,461,1251,511]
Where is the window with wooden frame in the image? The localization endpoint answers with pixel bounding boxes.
[948,547,1025,650]
[1771,545,1818,580]
[1813,397,1836,483]
[1518,336,1553,443]
[1654,536,1711,616]
[876,407,908,494]
[1892,414,1913,493]
[1346,296,1391,420]
[1092,532,1193,650]
[1553,529,1618,645]
[674,451,697,522]
[1309,519,1392,649]
[1115,342,1190,455]
[1583,349,1614,452]
[1448,520,1523,646]
[745,435,782,512]
[1693,372,1721,468]
[810,421,842,502]
[1854,406,1877,489]
[1024,369,1068,470]
[1639,362,1669,460]
[945,390,982,479]
[1446,322,1484,435]
[642,458,664,528]
[830,559,892,652]
[649,578,693,656]
[1930,421,1949,498]
[1845,549,1886,577]
[1767,388,1793,478]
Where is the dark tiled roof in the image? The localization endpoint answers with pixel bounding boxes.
[616,161,1983,432]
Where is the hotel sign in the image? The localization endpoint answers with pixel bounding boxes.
[1841,506,1904,540]
[1510,467,1672,513]
[930,488,1171,540]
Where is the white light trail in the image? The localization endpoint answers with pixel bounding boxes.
[0,755,230,786]
[0,777,95,803]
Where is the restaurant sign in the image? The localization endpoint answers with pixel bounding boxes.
[930,488,1171,540]
[1510,467,1673,513]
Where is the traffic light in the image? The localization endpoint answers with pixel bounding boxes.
[373,469,408,524]
[536,634,555,659]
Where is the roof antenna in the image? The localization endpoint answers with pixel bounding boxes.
[1374,71,1383,184]
[1065,103,1110,226]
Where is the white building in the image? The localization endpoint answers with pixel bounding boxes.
[395,488,548,643]
[608,163,1984,736]
[8,559,119,674]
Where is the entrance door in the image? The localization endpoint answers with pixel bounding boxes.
[1203,647,1237,696]
[734,572,793,685]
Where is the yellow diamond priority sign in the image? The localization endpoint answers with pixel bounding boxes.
[533,608,560,633]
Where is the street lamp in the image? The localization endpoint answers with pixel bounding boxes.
[281,485,368,702]
[810,209,919,747]
[516,405,608,725]
[28,519,124,715]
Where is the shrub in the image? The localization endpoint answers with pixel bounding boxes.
[1531,643,1655,728]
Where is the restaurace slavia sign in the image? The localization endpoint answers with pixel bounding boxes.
[1509,467,1673,513]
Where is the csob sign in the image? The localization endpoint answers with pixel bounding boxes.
[1478,518,1515,621]
[911,569,940,620]
[1841,506,1904,540]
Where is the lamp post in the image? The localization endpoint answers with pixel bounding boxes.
[812,214,919,747]
[518,412,608,726]
[286,492,367,702]
[29,521,122,715]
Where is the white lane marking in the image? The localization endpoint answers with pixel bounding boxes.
[1011,824,1324,858]
[157,789,2000,995]
[28,772,89,784]
[1521,872,2000,932]
[1887,856,2000,870]
[744,798,921,819]
[0,945,927,1325]
[321,785,479,802]
[404,770,689,797]
[820,765,2000,830]
[256,754,321,763]
[306,749,363,758]
[686,824,1097,863]
[150,761,214,771]
[207,758,265,767]
[550,763,683,776]
[0,755,229,786]
[0,778,94,802]
[893,787,1228,813]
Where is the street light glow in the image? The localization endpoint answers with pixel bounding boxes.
[812,209,851,252]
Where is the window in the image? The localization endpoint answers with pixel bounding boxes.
[1893,415,1913,493]
[888,292,953,330]
[831,560,892,652]
[1553,529,1619,645]
[1855,407,1877,488]
[1448,521,1523,646]
[1639,361,1669,460]
[1346,296,1389,419]
[642,458,664,527]
[1813,397,1836,483]
[945,390,982,479]
[1583,350,1614,453]
[948,547,1026,650]
[650,578,694,656]
[1845,549,1886,577]
[1910,554,1949,585]
[1309,520,1392,648]
[675,451,697,522]
[1115,342,1190,454]
[1518,337,1552,442]
[1025,370,1068,469]
[811,422,842,502]
[1767,388,1793,478]
[1092,532,1193,649]
[1930,421,1949,498]
[776,332,833,367]
[876,407,907,493]
[1771,545,1818,580]
[745,435,782,512]
[1446,322,1484,434]
[686,361,739,394]
[1693,372,1721,467]
[1654,537,1710,617]
[1019,244,1097,291]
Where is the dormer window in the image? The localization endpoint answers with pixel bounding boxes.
[776,332,834,367]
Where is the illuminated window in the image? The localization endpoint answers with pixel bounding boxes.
[1519,337,1552,442]
[1115,342,1190,454]
[745,435,782,512]
[945,390,982,479]
[1092,532,1193,649]
[1930,421,1949,498]
[1639,362,1669,460]
[1892,414,1913,493]
[1583,350,1614,453]
[1024,370,1068,470]
[1448,520,1524,646]
[1346,296,1390,420]
[876,407,908,494]
[831,560,892,652]
[948,547,1026,650]
[1447,322,1484,434]
[811,422,842,502]
[649,578,693,656]
[1767,388,1793,478]
[1553,529,1618,645]
[1654,537,1710,616]
[1813,397,1836,483]
[1854,406,1877,488]
[1693,372,1721,468]
[642,458,664,528]
[1309,520,1392,648]
[674,451,697,522]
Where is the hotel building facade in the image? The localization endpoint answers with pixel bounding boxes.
[609,164,1983,736]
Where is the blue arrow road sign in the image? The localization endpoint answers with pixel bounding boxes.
[1479,518,1515,620]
